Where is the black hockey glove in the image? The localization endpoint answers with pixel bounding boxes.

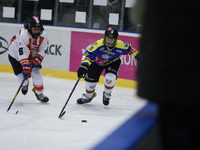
[77,64,88,78]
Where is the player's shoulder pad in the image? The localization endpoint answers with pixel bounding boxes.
[94,38,104,47]
[115,40,131,50]
[39,31,48,40]
[20,28,30,39]
[88,38,104,52]
[41,31,48,37]
[17,28,29,47]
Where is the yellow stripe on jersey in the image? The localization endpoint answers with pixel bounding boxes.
[81,59,92,65]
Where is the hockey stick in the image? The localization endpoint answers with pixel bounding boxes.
[7,77,27,112]
[58,76,82,118]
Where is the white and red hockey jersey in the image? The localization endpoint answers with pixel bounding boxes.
[8,27,49,65]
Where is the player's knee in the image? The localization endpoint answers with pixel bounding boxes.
[105,73,116,86]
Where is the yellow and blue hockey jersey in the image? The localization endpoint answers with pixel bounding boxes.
[81,38,139,66]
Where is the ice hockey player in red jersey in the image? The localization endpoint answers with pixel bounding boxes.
[77,27,139,106]
[8,16,49,103]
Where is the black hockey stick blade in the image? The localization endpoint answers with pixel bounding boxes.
[58,76,82,119]
[58,111,66,118]
[7,77,27,112]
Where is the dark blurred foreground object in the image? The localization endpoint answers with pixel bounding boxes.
[130,0,200,150]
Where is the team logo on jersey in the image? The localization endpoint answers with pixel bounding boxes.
[19,42,25,47]
[102,54,110,59]
[95,56,109,64]
[94,41,98,45]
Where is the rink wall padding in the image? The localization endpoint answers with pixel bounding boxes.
[91,102,163,150]
[0,64,137,89]
[0,22,140,89]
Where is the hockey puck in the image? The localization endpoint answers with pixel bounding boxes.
[15,110,19,115]
[82,120,87,122]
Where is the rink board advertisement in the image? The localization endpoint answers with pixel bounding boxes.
[70,31,139,81]
[0,22,140,82]
[0,23,71,71]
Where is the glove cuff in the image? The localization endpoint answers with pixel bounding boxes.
[19,58,29,65]
[35,55,43,62]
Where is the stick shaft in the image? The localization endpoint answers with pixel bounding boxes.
[58,77,82,118]
[7,78,26,112]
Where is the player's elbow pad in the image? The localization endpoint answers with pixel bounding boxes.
[135,53,139,61]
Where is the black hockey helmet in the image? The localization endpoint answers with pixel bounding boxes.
[103,27,119,47]
[24,16,44,39]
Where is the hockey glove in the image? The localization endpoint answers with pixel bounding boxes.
[30,55,43,68]
[77,64,88,78]
[22,64,32,78]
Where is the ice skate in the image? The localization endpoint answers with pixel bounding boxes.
[32,88,49,103]
[21,83,29,95]
[103,92,111,106]
[77,92,97,104]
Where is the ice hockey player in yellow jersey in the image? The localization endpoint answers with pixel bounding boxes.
[77,27,139,105]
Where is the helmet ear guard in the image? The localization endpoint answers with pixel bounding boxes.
[24,16,44,39]
[103,27,119,48]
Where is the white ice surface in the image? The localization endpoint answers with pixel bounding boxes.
[0,72,147,150]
